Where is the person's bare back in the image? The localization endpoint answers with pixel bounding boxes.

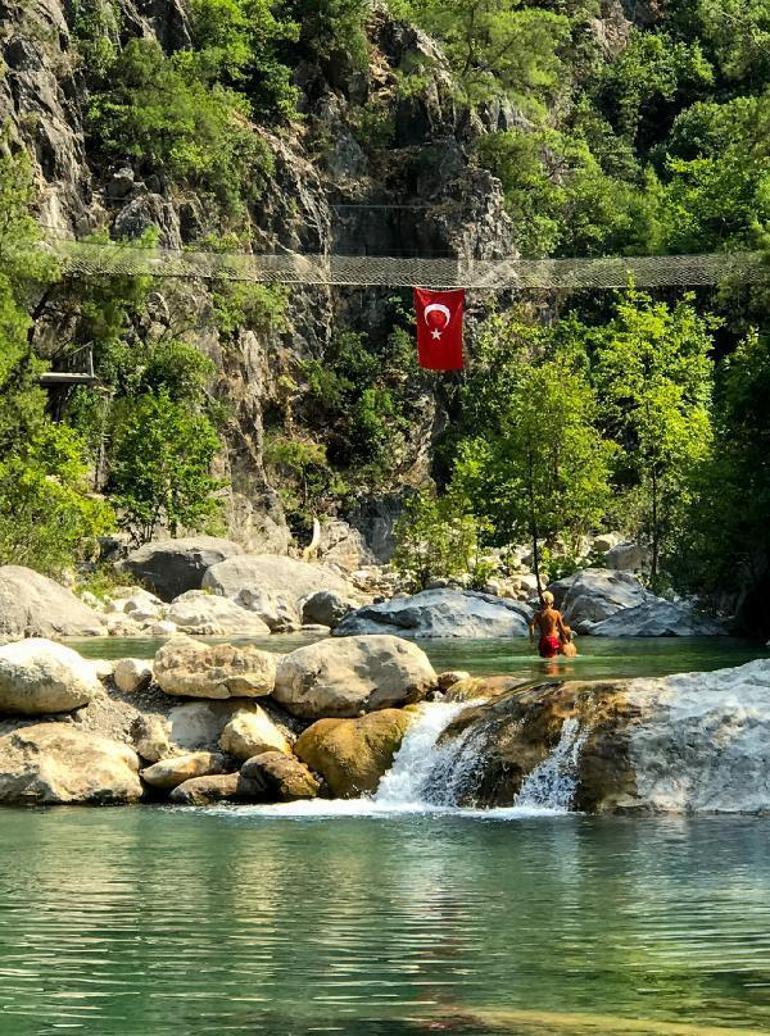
[528,591,571,659]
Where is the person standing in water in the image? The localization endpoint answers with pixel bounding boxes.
[529,590,571,659]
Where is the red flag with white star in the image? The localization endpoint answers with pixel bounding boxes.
[413,287,465,371]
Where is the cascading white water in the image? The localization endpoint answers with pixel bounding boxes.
[514,717,587,811]
[374,700,474,806]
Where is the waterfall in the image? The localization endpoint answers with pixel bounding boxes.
[514,718,587,811]
[374,701,474,806]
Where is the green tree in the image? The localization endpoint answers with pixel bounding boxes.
[591,290,716,584]
[109,391,223,544]
[392,489,481,592]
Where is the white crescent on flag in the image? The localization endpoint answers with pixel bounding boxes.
[423,303,451,327]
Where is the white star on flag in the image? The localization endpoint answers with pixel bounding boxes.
[431,329,442,339]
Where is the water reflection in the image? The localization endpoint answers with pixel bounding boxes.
[2,811,770,1032]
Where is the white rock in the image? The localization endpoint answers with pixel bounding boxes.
[0,639,101,715]
[167,591,271,636]
[0,566,107,640]
[154,635,276,699]
[0,723,142,804]
[219,707,291,760]
[113,658,153,694]
[145,620,178,637]
[273,634,436,719]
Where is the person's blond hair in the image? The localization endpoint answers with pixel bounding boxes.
[542,590,554,607]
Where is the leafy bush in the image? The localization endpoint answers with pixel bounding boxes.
[392,490,481,592]
[87,38,273,213]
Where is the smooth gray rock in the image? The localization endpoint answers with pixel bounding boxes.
[590,600,724,637]
[333,589,531,639]
[0,566,107,642]
[123,537,244,602]
[552,569,648,633]
[301,590,355,629]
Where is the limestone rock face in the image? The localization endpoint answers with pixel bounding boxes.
[273,635,436,718]
[301,590,356,629]
[315,519,376,572]
[167,591,271,636]
[0,566,107,642]
[219,707,291,760]
[154,636,276,699]
[141,752,229,790]
[241,751,320,801]
[113,658,153,695]
[202,555,352,626]
[294,709,415,797]
[169,772,258,805]
[123,537,244,601]
[334,589,531,639]
[0,639,101,715]
[0,724,142,805]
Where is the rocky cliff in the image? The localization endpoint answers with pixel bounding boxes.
[0,0,519,554]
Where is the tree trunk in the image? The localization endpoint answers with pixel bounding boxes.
[650,467,659,585]
[527,447,544,604]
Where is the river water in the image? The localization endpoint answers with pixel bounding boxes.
[2,636,768,1034]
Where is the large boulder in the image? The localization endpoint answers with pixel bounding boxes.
[333,589,531,639]
[0,724,142,805]
[315,519,376,572]
[202,555,353,627]
[273,635,436,718]
[219,707,291,760]
[123,536,244,601]
[590,599,725,637]
[438,658,770,813]
[549,569,648,633]
[140,752,230,790]
[294,709,415,797]
[0,566,107,641]
[605,541,649,572]
[0,639,101,715]
[154,636,276,699]
[241,751,320,801]
[166,591,271,636]
[167,699,268,750]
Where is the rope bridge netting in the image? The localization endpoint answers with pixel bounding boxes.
[40,234,768,290]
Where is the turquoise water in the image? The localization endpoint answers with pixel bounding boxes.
[73,634,768,683]
[2,808,770,1034]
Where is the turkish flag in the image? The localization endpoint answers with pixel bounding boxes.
[414,287,465,371]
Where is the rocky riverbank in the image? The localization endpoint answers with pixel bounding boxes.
[0,625,767,811]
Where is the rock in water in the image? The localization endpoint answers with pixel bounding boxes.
[0,566,107,641]
[0,639,101,714]
[549,569,647,632]
[0,724,142,805]
[166,591,271,636]
[123,537,244,601]
[333,589,531,639]
[141,752,230,790]
[294,709,416,797]
[273,635,436,718]
[113,658,153,695]
[241,751,320,801]
[202,555,352,626]
[219,708,291,760]
[438,658,770,813]
[131,714,175,762]
[169,773,258,805]
[589,599,724,637]
[154,635,276,699]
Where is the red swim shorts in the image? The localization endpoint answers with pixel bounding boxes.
[538,634,561,659]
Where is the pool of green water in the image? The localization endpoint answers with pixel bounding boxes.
[73,633,768,683]
[2,808,770,1034]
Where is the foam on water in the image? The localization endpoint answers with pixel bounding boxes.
[515,717,588,811]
